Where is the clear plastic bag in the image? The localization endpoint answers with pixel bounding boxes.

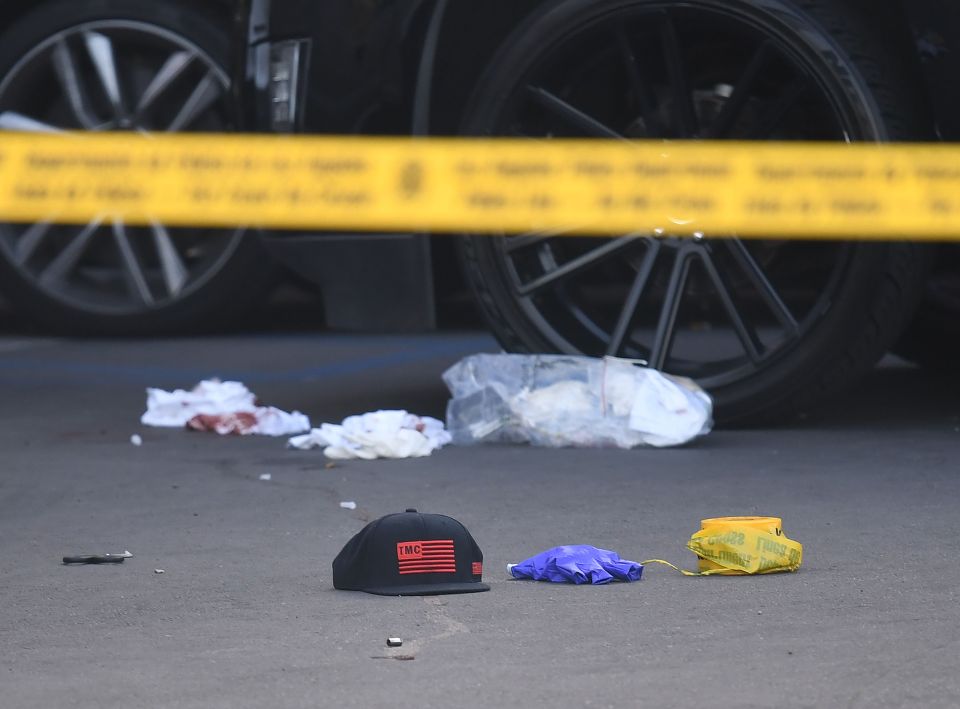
[443,354,712,449]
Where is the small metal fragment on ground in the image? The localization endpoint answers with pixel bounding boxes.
[130,434,143,446]
[325,462,336,469]
[63,551,133,565]
[154,569,165,574]
[259,473,272,481]
[340,501,357,510]
[387,638,403,647]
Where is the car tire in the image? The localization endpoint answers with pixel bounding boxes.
[0,0,277,336]
[458,0,930,424]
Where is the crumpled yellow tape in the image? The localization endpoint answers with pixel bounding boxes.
[643,518,803,576]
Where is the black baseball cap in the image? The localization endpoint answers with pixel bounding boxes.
[333,509,490,596]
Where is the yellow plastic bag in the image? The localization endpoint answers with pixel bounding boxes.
[645,516,803,576]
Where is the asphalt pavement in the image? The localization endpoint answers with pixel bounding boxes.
[1,330,959,709]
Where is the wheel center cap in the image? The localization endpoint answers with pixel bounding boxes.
[653,230,707,247]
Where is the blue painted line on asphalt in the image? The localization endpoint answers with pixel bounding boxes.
[0,335,499,385]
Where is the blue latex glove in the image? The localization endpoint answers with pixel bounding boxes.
[509,545,643,584]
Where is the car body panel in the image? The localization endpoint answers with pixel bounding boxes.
[903,0,960,139]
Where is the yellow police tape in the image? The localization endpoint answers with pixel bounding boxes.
[643,516,803,576]
[1,131,960,239]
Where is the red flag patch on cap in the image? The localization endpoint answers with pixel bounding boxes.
[396,540,456,575]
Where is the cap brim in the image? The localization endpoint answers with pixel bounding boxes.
[360,581,491,596]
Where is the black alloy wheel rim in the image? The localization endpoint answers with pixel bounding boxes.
[478,3,875,388]
[0,20,245,316]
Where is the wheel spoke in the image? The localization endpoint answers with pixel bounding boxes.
[83,32,125,121]
[135,50,195,118]
[0,111,63,133]
[38,219,101,286]
[723,239,799,334]
[748,78,807,139]
[699,248,763,362]
[51,39,99,129]
[112,221,155,305]
[150,222,189,296]
[526,86,625,139]
[659,12,699,137]
[504,228,576,254]
[166,72,221,132]
[649,247,694,370]
[705,41,774,138]
[615,26,663,136]
[13,221,54,265]
[606,239,661,356]
[516,236,641,297]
